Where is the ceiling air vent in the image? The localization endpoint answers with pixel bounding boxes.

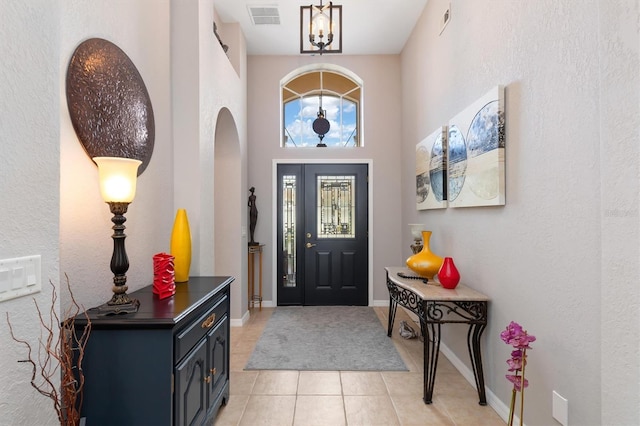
[247,5,280,25]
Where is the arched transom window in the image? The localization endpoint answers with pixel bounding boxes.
[282,69,361,148]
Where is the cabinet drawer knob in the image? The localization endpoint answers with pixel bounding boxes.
[204,375,211,384]
[201,313,216,328]
[210,368,217,375]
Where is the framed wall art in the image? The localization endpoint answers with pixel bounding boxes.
[416,126,447,210]
[448,86,505,208]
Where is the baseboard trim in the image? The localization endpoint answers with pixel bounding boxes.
[377,303,514,423]
[439,342,520,425]
[230,310,251,327]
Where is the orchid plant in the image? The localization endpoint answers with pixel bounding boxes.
[500,321,536,426]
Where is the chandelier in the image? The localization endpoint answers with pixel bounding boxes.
[300,1,342,55]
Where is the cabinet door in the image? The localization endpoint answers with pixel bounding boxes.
[175,338,207,426]
[206,315,229,410]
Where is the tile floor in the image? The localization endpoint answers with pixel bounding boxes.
[214,306,504,425]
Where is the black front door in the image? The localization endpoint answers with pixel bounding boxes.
[277,163,368,306]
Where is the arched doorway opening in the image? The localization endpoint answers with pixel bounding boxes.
[213,107,243,319]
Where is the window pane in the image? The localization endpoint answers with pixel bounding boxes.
[282,175,297,287]
[284,100,302,147]
[316,175,355,238]
[341,98,357,147]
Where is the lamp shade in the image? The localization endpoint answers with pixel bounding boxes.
[94,157,141,203]
[408,224,425,241]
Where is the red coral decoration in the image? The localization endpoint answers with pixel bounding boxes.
[153,252,176,299]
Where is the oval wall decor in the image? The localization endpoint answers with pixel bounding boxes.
[66,38,155,175]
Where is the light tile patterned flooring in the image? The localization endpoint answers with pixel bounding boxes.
[214,306,504,425]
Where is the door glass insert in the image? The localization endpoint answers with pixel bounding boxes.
[282,175,297,288]
[316,175,355,239]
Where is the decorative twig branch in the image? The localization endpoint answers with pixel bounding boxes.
[6,274,91,426]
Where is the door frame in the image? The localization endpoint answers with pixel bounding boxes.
[272,159,374,306]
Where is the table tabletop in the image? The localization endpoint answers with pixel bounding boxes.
[385,267,489,302]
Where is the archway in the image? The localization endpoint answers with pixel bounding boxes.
[213,107,243,320]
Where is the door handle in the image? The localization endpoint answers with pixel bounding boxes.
[305,242,316,248]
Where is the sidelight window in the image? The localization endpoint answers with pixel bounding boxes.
[282,174,297,288]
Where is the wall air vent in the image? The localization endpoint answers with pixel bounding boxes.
[247,5,280,25]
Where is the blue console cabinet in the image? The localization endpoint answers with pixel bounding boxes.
[73,276,233,426]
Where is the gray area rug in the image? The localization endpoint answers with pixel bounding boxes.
[245,306,408,371]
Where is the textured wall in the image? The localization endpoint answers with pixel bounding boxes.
[598,1,640,424]
[171,0,247,320]
[59,0,174,313]
[2,0,245,423]
[402,0,638,424]
[0,2,61,425]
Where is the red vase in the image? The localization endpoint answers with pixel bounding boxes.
[153,252,176,299]
[438,257,460,289]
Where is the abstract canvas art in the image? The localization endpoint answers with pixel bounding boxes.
[416,126,447,210]
[448,86,505,208]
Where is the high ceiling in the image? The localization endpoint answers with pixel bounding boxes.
[214,0,429,56]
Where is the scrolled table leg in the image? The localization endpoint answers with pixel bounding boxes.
[423,320,441,404]
[387,297,397,337]
[467,321,488,405]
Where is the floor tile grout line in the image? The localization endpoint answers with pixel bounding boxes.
[226,307,503,426]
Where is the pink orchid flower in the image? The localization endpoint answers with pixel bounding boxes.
[506,374,529,391]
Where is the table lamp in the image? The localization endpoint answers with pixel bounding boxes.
[94,156,142,315]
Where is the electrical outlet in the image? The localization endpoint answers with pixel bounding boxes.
[0,255,41,302]
[439,3,451,35]
[552,390,568,425]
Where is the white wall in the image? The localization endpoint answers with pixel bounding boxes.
[0,2,61,425]
[246,55,404,308]
[171,0,247,320]
[1,0,247,423]
[401,0,639,425]
[598,1,640,423]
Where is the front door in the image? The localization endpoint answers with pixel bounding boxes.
[277,163,368,306]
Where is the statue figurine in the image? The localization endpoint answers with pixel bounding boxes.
[248,187,259,246]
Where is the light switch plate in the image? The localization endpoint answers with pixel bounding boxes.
[0,255,41,302]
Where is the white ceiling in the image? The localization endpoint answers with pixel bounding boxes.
[214,0,429,56]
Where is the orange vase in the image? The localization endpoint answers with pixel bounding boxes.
[406,231,443,279]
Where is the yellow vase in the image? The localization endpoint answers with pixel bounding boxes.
[170,209,192,283]
[406,230,443,279]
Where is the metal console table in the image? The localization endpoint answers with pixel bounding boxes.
[385,266,489,405]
